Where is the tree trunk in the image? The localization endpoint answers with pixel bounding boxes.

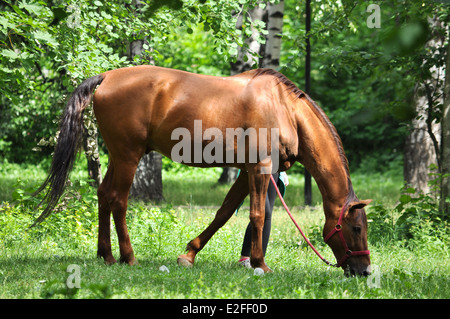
[441,39,450,214]
[261,0,284,70]
[230,4,266,74]
[82,105,102,187]
[404,84,441,193]
[130,151,163,202]
[304,0,312,205]
[128,0,164,202]
[404,16,443,194]
[220,4,267,184]
[220,2,284,184]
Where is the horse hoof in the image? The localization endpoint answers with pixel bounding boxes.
[105,259,117,266]
[128,259,139,266]
[119,256,138,266]
[98,255,117,265]
[254,264,273,273]
[177,256,193,268]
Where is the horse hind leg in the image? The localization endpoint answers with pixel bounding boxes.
[111,160,140,265]
[177,170,249,267]
[98,159,139,265]
[97,165,116,265]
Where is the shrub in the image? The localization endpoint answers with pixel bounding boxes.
[367,184,449,251]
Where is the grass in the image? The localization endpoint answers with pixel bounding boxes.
[1,206,448,299]
[0,159,448,299]
[162,164,405,208]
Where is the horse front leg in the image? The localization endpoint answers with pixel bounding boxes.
[247,164,271,272]
[177,170,249,267]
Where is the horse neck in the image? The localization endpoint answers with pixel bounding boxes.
[293,96,353,218]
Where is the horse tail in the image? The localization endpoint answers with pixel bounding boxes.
[30,74,104,228]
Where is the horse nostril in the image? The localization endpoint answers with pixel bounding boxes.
[361,266,371,277]
[345,265,371,277]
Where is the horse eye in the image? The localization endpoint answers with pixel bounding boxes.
[353,226,361,234]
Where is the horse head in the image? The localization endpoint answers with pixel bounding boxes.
[323,199,372,276]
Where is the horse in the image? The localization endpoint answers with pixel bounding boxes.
[33,65,372,276]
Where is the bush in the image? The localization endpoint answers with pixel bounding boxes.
[367,184,449,251]
[1,174,186,258]
[0,177,99,249]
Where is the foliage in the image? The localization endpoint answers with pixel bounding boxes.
[1,1,450,299]
[0,0,269,162]
[0,163,448,299]
[280,0,450,171]
[367,172,449,251]
[1,0,449,173]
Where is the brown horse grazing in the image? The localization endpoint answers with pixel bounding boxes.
[33,65,372,276]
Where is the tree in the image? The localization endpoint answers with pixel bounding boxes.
[261,1,284,69]
[304,0,312,206]
[219,3,266,184]
[128,0,164,202]
[404,16,444,194]
[1,0,266,178]
[82,106,103,187]
[441,39,450,214]
[219,0,284,184]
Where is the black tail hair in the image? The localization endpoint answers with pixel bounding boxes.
[30,74,104,228]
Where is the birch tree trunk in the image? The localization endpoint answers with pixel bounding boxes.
[261,1,284,70]
[230,4,266,74]
[131,151,164,202]
[219,1,284,184]
[304,0,312,205]
[82,106,102,187]
[128,0,164,202]
[219,4,266,184]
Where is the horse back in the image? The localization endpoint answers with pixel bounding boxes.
[93,65,298,167]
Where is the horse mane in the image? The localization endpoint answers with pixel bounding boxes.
[252,68,357,203]
[252,68,306,99]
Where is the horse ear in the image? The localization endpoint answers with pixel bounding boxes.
[348,199,373,211]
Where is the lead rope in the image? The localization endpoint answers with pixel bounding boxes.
[270,175,338,267]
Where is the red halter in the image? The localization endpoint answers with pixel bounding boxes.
[270,175,370,268]
[323,204,370,267]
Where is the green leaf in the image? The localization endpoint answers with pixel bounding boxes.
[0,66,14,73]
[256,35,266,44]
[32,30,59,47]
[1,49,18,61]
[0,16,16,31]
[399,194,411,205]
[12,188,24,201]
[228,46,238,56]
[244,26,253,37]
[19,1,45,15]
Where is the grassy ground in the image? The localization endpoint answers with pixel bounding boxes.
[162,164,403,207]
[0,160,448,299]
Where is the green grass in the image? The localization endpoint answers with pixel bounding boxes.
[0,160,448,299]
[162,165,404,208]
[1,206,448,299]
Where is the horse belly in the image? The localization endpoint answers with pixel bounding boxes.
[151,100,280,170]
